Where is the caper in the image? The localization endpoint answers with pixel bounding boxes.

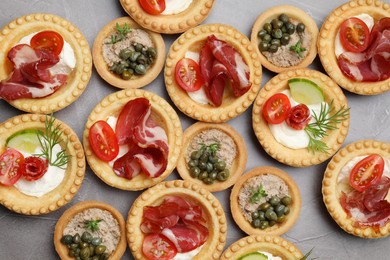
[258,29,267,39]
[284,206,290,215]
[73,233,81,244]
[252,211,260,219]
[70,243,79,250]
[76,257,81,260]
[270,39,281,47]
[281,196,292,206]
[272,28,283,39]
[75,248,81,256]
[80,247,90,260]
[135,43,144,52]
[79,242,89,249]
[69,250,76,257]
[274,204,286,217]
[92,256,100,260]
[114,64,125,74]
[147,47,157,59]
[191,150,202,160]
[198,171,208,180]
[259,202,271,211]
[95,245,106,255]
[189,167,200,178]
[281,26,287,33]
[269,196,281,206]
[285,22,295,34]
[259,41,270,51]
[276,214,286,223]
[252,218,261,228]
[209,171,218,180]
[262,34,272,43]
[203,177,214,185]
[215,161,226,171]
[258,210,266,221]
[268,44,279,53]
[135,64,146,75]
[89,245,95,256]
[198,161,207,170]
[205,162,213,173]
[99,253,109,260]
[119,48,132,60]
[297,23,305,33]
[269,220,276,227]
[199,151,209,162]
[188,160,198,168]
[265,209,278,221]
[121,70,133,80]
[129,62,137,69]
[260,221,269,230]
[61,235,73,245]
[263,23,272,33]
[130,51,141,62]
[137,54,148,65]
[271,19,283,29]
[279,13,289,24]
[216,170,229,181]
[208,155,218,163]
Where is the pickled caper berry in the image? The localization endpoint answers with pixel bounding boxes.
[262,34,272,43]
[129,51,141,62]
[121,70,133,80]
[198,161,207,170]
[203,177,214,185]
[129,62,137,69]
[134,43,144,52]
[73,233,81,244]
[269,220,276,227]
[284,206,290,215]
[281,196,292,206]
[281,26,287,33]
[191,150,202,160]
[208,155,218,163]
[147,47,157,58]
[276,214,286,223]
[95,245,106,255]
[70,243,79,250]
[92,256,100,260]
[137,54,148,65]
[61,235,73,245]
[216,170,229,181]
[100,253,109,260]
[252,211,260,219]
[260,221,269,230]
[272,28,283,39]
[279,13,289,24]
[91,237,101,246]
[258,210,266,221]
[281,34,290,45]
[265,209,278,221]
[268,44,279,53]
[269,196,281,206]
[79,242,89,249]
[274,204,286,217]
[271,19,283,29]
[198,171,208,180]
[252,218,261,228]
[206,162,214,173]
[209,171,218,180]
[199,151,209,162]
[80,248,90,260]
[135,64,146,75]
[89,245,95,256]
[258,29,267,39]
[259,42,270,51]
[190,167,201,178]
[215,161,226,171]
[259,202,271,211]
[263,23,272,33]
[270,39,281,47]
[285,22,295,34]
[188,160,198,168]
[119,49,132,60]
[296,23,305,33]
[69,250,76,257]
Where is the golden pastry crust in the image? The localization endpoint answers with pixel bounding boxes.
[230,166,301,236]
[322,140,390,238]
[119,0,215,34]
[92,17,165,89]
[54,201,127,259]
[251,5,319,73]
[165,23,262,123]
[220,235,303,260]
[252,68,350,167]
[0,114,85,215]
[176,122,247,192]
[127,180,227,259]
[317,0,390,95]
[83,89,182,191]
[0,13,92,113]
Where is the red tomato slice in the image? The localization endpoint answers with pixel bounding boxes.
[22,156,49,181]
[175,58,204,92]
[30,31,64,56]
[89,120,119,162]
[350,154,385,192]
[262,93,291,124]
[0,148,24,186]
[285,104,311,130]
[340,17,370,53]
[142,234,178,260]
[139,0,166,15]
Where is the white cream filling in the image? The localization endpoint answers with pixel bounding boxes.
[173,245,203,259]
[161,0,193,15]
[259,251,282,260]
[268,90,326,150]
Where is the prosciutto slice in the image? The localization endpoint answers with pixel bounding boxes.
[0,44,67,100]
[204,60,229,106]
[162,223,206,253]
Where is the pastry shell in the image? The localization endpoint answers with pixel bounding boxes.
[119,0,215,34]
[322,140,390,238]
[252,68,350,167]
[165,23,262,123]
[127,180,227,259]
[317,0,390,95]
[230,166,301,236]
[54,201,127,259]
[176,122,247,192]
[251,5,319,73]
[92,17,165,89]
[0,13,92,113]
[83,89,182,191]
[220,235,303,260]
[0,114,85,215]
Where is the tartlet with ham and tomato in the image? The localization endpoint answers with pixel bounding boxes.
[323,140,390,238]
[252,68,350,167]
[120,0,215,34]
[83,89,182,191]
[164,23,262,123]
[0,13,92,113]
[318,0,390,95]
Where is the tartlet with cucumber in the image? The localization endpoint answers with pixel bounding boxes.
[252,68,350,167]
[0,114,85,215]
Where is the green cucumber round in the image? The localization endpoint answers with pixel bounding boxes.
[288,78,324,105]
[238,252,268,260]
[6,129,42,153]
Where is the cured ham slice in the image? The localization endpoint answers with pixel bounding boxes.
[199,44,215,86]
[204,60,229,106]
[162,223,205,253]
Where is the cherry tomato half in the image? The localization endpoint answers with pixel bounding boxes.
[139,0,166,15]
[340,17,370,53]
[285,104,311,130]
[0,148,24,186]
[262,93,291,124]
[349,154,385,192]
[30,30,64,56]
[22,156,49,181]
[89,120,119,162]
[175,58,204,92]
[142,234,177,260]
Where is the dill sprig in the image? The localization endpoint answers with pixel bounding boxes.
[250,184,267,204]
[300,247,318,260]
[304,100,349,154]
[110,23,131,44]
[36,115,69,169]
[290,40,306,58]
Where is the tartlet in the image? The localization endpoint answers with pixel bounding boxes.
[119,0,215,34]
[0,13,92,113]
[83,89,182,191]
[251,5,319,73]
[230,166,301,236]
[127,180,227,259]
[252,68,350,167]
[0,114,85,215]
[176,122,247,192]
[220,235,303,260]
[165,23,262,123]
[92,17,165,89]
[322,140,390,238]
[54,200,127,259]
[318,0,390,95]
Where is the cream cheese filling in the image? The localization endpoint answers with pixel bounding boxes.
[161,0,193,15]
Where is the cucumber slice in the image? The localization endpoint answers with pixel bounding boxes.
[288,78,324,105]
[6,129,42,153]
[239,252,268,260]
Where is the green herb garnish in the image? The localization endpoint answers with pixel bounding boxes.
[250,184,268,204]
[84,219,101,232]
[300,247,318,260]
[304,100,349,154]
[110,23,131,44]
[35,115,69,169]
[290,40,306,58]
[200,142,220,155]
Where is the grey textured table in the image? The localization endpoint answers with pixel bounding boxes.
[0,0,389,259]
